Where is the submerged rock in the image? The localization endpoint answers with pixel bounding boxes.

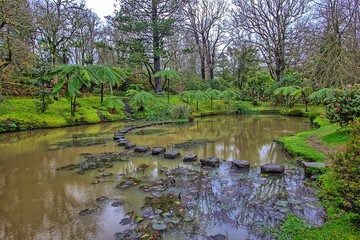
[134,146,151,153]
[152,147,166,155]
[260,164,285,174]
[232,160,250,169]
[200,157,220,167]
[183,154,198,162]
[164,151,181,159]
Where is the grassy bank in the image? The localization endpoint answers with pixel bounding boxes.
[1,94,311,133]
[277,116,349,162]
[0,96,126,133]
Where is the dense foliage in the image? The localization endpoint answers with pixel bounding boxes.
[332,120,360,214]
[325,85,360,126]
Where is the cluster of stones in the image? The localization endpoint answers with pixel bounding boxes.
[113,123,287,174]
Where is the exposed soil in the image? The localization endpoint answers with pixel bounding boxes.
[307,135,344,163]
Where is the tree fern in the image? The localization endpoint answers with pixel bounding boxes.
[130,91,155,111]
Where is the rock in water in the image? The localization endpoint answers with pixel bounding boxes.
[232,160,250,169]
[152,147,166,155]
[134,146,150,153]
[164,151,181,159]
[200,157,220,167]
[183,154,198,162]
[260,164,285,174]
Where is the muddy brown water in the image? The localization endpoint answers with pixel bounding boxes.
[0,115,324,240]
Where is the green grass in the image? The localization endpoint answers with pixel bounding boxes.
[0,96,126,132]
[275,213,360,240]
[277,116,348,162]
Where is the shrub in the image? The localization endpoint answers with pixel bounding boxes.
[331,120,360,214]
[325,85,360,126]
[169,105,192,119]
[208,78,229,91]
[230,102,250,114]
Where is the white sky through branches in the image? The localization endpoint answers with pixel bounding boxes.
[85,0,116,20]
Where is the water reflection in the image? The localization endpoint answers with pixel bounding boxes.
[0,116,313,239]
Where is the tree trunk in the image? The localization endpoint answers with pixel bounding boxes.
[100,83,104,104]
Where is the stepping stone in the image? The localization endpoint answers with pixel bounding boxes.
[301,161,327,177]
[125,143,136,149]
[183,154,198,162]
[260,164,284,174]
[200,157,220,167]
[134,146,151,153]
[113,134,125,140]
[164,151,181,159]
[152,147,166,155]
[232,160,250,169]
[118,140,128,146]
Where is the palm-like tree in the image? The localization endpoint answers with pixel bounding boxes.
[89,65,127,104]
[180,90,208,111]
[50,65,96,116]
[205,88,222,109]
[153,69,181,104]
[273,85,300,108]
[129,90,155,111]
[290,86,312,112]
[309,88,334,105]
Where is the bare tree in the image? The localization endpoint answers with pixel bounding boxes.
[302,0,360,87]
[185,0,230,80]
[232,0,311,82]
[32,0,88,66]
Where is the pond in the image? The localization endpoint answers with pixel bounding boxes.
[0,115,325,240]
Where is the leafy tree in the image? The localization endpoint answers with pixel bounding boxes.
[205,88,221,109]
[89,65,127,104]
[50,65,96,116]
[129,90,155,111]
[273,86,300,108]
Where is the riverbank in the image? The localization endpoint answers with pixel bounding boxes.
[276,117,360,239]
[0,94,316,133]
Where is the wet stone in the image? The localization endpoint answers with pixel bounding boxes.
[113,134,125,140]
[134,146,151,153]
[152,147,166,155]
[111,201,124,207]
[183,154,198,162]
[200,157,220,167]
[232,160,250,169]
[260,164,285,174]
[118,140,128,146]
[164,151,181,159]
[125,143,136,149]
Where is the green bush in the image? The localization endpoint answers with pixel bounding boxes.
[288,108,304,117]
[332,120,360,214]
[230,102,250,114]
[325,85,360,126]
[252,99,260,106]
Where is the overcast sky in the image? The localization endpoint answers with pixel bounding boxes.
[85,0,117,20]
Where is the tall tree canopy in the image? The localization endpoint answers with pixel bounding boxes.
[112,0,185,93]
